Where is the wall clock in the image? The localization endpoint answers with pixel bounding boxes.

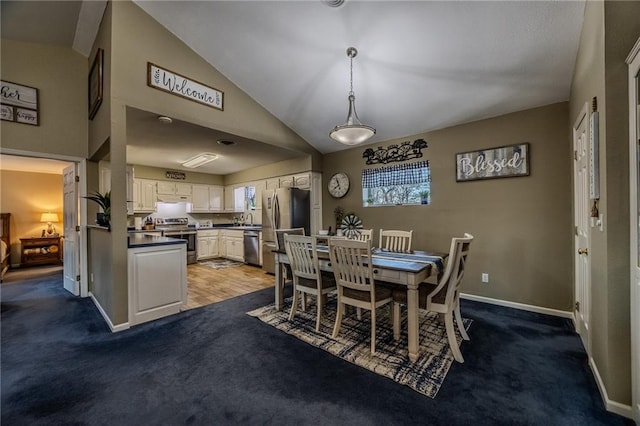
[328,172,350,198]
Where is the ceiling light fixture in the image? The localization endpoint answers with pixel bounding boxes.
[217,140,236,146]
[181,153,218,168]
[322,0,345,7]
[157,116,173,124]
[330,47,376,146]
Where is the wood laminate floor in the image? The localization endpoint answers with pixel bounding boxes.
[185,262,275,310]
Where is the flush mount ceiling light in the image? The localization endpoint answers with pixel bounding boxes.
[329,47,376,146]
[322,0,345,7]
[157,116,173,124]
[181,153,218,168]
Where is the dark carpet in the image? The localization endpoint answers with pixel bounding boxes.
[1,272,633,425]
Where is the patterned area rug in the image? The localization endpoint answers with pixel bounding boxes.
[247,295,471,398]
[198,259,244,269]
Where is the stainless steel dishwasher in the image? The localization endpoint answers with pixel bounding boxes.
[243,230,260,266]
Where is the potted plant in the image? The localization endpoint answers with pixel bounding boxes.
[84,191,111,227]
[419,190,430,204]
[366,197,374,206]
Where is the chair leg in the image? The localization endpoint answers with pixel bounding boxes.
[288,289,299,322]
[445,311,464,363]
[454,302,469,341]
[357,307,362,320]
[332,300,344,338]
[370,306,377,354]
[392,302,401,341]
[302,293,308,311]
[315,292,323,332]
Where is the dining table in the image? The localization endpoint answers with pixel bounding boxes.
[273,243,447,362]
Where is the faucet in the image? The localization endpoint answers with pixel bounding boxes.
[246,212,253,226]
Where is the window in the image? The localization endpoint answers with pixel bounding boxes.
[245,186,256,210]
[362,161,431,207]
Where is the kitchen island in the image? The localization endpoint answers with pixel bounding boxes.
[128,234,187,326]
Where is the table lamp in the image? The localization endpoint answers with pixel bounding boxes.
[40,212,59,236]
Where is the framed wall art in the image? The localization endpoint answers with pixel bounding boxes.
[88,48,104,120]
[456,143,530,182]
[0,80,39,126]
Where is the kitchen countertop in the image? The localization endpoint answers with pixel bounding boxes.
[127,234,188,248]
[196,226,262,231]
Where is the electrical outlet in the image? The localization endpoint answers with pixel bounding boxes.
[481,273,489,283]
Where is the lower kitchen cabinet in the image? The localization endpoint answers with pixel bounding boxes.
[197,229,219,260]
[222,230,244,262]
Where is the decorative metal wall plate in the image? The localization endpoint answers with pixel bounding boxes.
[339,214,363,238]
[362,139,428,165]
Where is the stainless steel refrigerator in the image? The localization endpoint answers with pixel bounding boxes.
[262,187,310,274]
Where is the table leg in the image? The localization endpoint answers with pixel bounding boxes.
[406,282,420,362]
[275,258,284,311]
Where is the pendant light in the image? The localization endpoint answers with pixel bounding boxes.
[330,47,376,145]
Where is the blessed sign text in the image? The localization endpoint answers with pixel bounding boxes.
[456,143,530,182]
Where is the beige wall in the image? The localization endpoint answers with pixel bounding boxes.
[323,102,573,311]
[0,40,87,158]
[224,157,314,185]
[569,0,639,405]
[132,165,224,185]
[0,170,64,266]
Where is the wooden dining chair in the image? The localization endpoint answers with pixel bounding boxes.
[284,234,336,331]
[275,228,305,280]
[379,229,413,252]
[391,233,473,362]
[351,229,373,242]
[329,238,393,354]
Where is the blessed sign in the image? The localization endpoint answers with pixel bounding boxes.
[147,63,223,111]
[456,143,530,182]
[1,80,39,126]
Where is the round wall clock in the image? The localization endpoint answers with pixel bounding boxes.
[328,172,350,198]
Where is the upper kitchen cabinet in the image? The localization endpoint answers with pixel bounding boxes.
[253,180,266,210]
[156,181,192,203]
[279,175,294,188]
[190,184,223,212]
[99,161,134,214]
[133,178,157,213]
[224,185,245,212]
[293,173,310,189]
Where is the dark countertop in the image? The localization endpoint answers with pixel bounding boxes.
[127,234,187,248]
[196,226,262,231]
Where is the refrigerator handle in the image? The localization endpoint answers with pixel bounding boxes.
[272,189,279,230]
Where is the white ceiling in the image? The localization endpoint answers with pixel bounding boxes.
[1,0,586,167]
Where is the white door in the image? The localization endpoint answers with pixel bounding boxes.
[573,103,591,350]
[627,37,640,423]
[62,164,80,295]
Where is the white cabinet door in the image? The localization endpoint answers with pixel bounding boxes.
[224,186,235,212]
[279,175,294,188]
[99,161,111,194]
[254,180,266,210]
[133,179,141,211]
[266,178,279,191]
[209,236,219,257]
[197,237,210,260]
[293,173,310,189]
[157,181,175,195]
[234,186,245,212]
[133,179,156,213]
[192,185,210,212]
[175,183,192,196]
[209,185,223,211]
[126,167,134,215]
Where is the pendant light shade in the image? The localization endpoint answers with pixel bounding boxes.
[330,47,376,145]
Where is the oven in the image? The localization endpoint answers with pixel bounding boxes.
[163,230,197,264]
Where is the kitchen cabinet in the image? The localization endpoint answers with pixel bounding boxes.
[279,175,294,188]
[99,161,134,214]
[157,181,192,196]
[222,230,244,262]
[254,180,266,210]
[128,242,187,326]
[224,186,245,212]
[197,229,219,260]
[310,172,322,235]
[191,185,223,212]
[266,178,279,192]
[132,178,157,213]
[293,173,310,189]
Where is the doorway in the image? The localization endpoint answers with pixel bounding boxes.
[0,151,87,297]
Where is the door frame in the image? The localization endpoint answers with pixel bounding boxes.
[1,148,88,297]
[626,36,640,424]
[572,102,592,352]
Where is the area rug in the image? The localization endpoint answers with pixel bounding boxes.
[247,295,471,398]
[198,259,244,269]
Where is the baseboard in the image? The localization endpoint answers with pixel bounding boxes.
[89,292,130,333]
[460,293,574,319]
[588,357,634,419]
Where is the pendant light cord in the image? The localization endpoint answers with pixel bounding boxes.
[349,54,354,96]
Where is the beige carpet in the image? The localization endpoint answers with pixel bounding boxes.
[248,294,471,398]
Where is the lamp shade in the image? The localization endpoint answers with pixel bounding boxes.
[40,213,59,223]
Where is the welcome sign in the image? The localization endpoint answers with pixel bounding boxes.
[456,143,530,182]
[147,63,224,111]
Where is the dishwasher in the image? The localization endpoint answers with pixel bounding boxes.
[243,230,260,266]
